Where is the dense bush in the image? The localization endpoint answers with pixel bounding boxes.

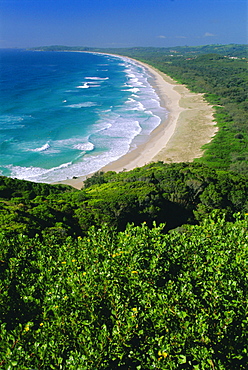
[0,213,247,369]
[1,162,248,238]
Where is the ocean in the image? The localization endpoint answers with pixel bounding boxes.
[0,49,167,183]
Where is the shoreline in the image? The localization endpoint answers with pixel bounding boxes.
[57,56,217,189]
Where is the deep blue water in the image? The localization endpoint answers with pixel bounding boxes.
[0,49,167,183]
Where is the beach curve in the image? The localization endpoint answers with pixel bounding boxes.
[58,56,217,189]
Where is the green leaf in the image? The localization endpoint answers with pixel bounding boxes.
[178,355,187,364]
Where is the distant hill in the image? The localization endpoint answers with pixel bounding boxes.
[30,43,248,58]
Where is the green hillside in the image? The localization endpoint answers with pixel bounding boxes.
[1,162,248,237]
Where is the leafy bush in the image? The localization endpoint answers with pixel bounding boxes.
[0,213,247,369]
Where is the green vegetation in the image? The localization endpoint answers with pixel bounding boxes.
[1,161,248,368]
[1,214,247,369]
[2,44,247,367]
[1,162,248,237]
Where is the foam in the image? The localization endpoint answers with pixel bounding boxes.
[130,102,146,111]
[126,98,136,104]
[31,142,50,152]
[78,81,101,88]
[73,142,94,151]
[124,98,145,111]
[0,115,24,124]
[76,83,89,89]
[0,114,26,130]
[50,137,97,153]
[58,162,73,169]
[121,87,140,93]
[6,161,73,182]
[22,141,61,155]
[66,102,97,108]
[0,124,25,131]
[129,77,143,86]
[85,77,109,80]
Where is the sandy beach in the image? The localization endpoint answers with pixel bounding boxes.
[59,58,217,189]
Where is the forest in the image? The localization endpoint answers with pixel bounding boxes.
[1,44,247,369]
[1,162,248,238]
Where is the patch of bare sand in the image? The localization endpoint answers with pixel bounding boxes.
[153,84,217,163]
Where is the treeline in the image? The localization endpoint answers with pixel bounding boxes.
[29,45,93,52]
[1,162,247,238]
[32,43,248,58]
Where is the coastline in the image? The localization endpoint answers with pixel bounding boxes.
[58,57,217,189]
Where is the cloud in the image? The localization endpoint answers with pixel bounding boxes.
[175,36,187,39]
[204,32,215,37]
[157,35,167,39]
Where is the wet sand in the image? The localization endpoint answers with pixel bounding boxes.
[58,58,217,189]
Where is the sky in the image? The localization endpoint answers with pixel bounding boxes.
[0,0,247,49]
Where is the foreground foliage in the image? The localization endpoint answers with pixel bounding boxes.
[0,213,247,369]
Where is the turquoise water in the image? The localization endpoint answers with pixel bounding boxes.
[0,49,167,183]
